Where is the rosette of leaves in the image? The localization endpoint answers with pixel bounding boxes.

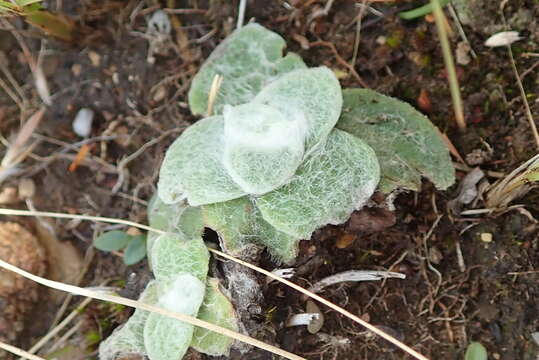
[99,23,454,360]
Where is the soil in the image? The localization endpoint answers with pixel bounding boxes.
[0,1,538,360]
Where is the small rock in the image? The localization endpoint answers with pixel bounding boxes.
[0,187,18,205]
[71,63,82,77]
[480,233,493,243]
[72,108,95,138]
[456,42,471,65]
[88,51,101,67]
[18,178,35,199]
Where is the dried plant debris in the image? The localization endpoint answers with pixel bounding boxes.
[0,222,46,342]
[486,153,539,209]
[308,270,405,294]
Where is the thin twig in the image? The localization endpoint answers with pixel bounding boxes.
[236,0,247,29]
[351,0,368,71]
[0,342,45,360]
[0,208,160,233]
[310,41,368,88]
[507,46,539,149]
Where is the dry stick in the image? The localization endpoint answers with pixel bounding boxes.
[350,0,369,71]
[507,46,539,149]
[0,342,45,360]
[0,259,305,360]
[236,0,247,29]
[0,208,429,360]
[430,0,466,131]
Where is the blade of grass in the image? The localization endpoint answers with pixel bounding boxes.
[430,0,466,131]
[399,0,450,20]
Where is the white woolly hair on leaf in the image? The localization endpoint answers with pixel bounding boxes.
[222,103,307,195]
[157,273,206,315]
[143,274,206,360]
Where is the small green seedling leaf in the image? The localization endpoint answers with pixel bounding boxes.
[256,129,380,239]
[123,235,147,265]
[158,116,246,206]
[94,231,131,252]
[337,88,455,193]
[188,23,306,116]
[464,342,488,360]
[191,278,239,356]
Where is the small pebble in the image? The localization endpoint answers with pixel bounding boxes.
[18,179,35,199]
[72,108,95,138]
[480,233,493,243]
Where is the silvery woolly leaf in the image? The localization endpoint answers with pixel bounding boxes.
[256,129,380,239]
[253,67,342,154]
[202,197,255,256]
[222,103,305,195]
[144,274,206,360]
[147,195,205,265]
[202,197,300,262]
[99,281,158,360]
[337,89,455,193]
[150,233,209,283]
[188,23,306,116]
[157,116,246,206]
[191,278,239,356]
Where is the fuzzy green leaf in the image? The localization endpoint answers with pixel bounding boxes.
[256,129,380,239]
[253,67,342,153]
[98,281,158,360]
[222,102,306,194]
[202,197,300,261]
[144,274,206,360]
[191,278,239,356]
[157,116,246,206]
[150,234,209,283]
[94,231,131,252]
[147,195,205,264]
[202,197,255,256]
[188,23,306,116]
[337,88,455,193]
[123,235,147,265]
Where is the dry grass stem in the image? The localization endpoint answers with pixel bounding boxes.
[206,74,223,116]
[0,341,45,360]
[430,0,466,131]
[0,107,44,183]
[507,46,539,149]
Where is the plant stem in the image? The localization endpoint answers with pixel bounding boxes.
[431,0,466,131]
